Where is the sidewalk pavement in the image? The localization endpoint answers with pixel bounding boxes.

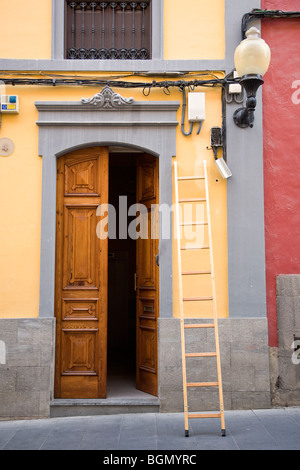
[0,407,300,451]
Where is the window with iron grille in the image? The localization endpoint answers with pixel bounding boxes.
[65,1,151,60]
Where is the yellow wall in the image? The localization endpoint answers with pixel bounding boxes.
[0,86,41,317]
[0,74,228,319]
[0,0,228,319]
[164,0,225,60]
[0,0,225,61]
[0,0,52,59]
[172,82,228,319]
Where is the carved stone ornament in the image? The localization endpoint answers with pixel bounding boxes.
[81,86,134,108]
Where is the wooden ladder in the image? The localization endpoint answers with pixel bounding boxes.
[174,160,226,437]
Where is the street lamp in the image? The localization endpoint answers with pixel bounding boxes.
[233,27,271,128]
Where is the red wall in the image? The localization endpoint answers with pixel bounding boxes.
[262,0,300,346]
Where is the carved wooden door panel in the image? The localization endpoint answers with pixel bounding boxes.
[136,154,159,396]
[54,147,108,398]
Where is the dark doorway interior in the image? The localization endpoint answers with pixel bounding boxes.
[107,153,138,397]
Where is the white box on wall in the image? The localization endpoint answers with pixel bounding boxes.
[188,92,205,122]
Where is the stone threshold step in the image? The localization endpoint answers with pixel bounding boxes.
[50,398,160,418]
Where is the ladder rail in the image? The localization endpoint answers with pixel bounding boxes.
[174,161,189,435]
[203,161,226,434]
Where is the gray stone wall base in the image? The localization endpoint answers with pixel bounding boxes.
[0,318,55,420]
[270,275,300,407]
[158,317,271,412]
[0,316,274,418]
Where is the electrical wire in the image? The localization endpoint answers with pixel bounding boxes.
[0,71,234,137]
[242,8,300,38]
[0,76,231,91]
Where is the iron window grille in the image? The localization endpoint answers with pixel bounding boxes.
[65,1,151,60]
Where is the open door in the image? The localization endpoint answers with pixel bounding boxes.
[136,154,159,396]
[54,147,108,399]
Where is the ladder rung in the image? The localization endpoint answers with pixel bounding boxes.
[187,382,219,387]
[181,245,210,250]
[183,296,213,302]
[185,352,217,358]
[184,323,215,329]
[177,176,205,181]
[181,270,211,275]
[179,221,208,226]
[179,198,206,202]
[188,413,221,419]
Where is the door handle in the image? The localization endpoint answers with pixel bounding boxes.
[156,254,159,266]
[134,273,137,291]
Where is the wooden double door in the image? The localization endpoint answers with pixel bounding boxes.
[54,147,159,399]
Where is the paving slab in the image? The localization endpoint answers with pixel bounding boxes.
[0,407,299,453]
